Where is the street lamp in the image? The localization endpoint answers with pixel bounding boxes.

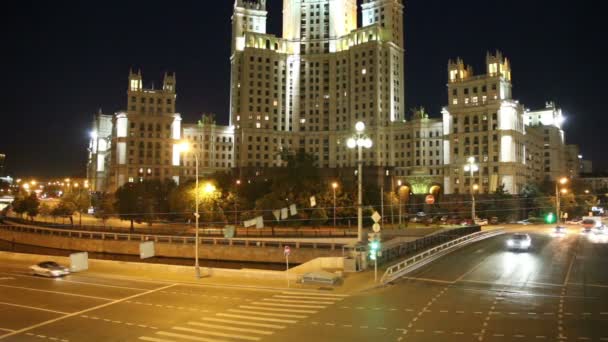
[331,182,338,227]
[346,121,373,243]
[178,142,202,279]
[234,180,241,225]
[464,157,479,221]
[397,180,403,225]
[556,177,568,224]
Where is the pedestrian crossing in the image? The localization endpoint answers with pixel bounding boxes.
[138,291,347,342]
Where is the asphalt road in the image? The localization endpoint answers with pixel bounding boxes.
[0,225,607,342]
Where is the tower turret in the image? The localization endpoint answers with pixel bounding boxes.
[448,58,472,83]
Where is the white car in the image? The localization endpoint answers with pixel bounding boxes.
[30,261,70,278]
[553,226,567,236]
[516,219,532,225]
[506,233,532,251]
[475,219,489,226]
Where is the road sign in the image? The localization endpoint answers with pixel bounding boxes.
[371,211,381,223]
[284,245,291,256]
[425,195,435,205]
[372,223,381,233]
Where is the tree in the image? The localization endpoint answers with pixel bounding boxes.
[94,193,115,226]
[51,201,76,225]
[115,180,177,231]
[23,194,40,221]
[60,190,90,226]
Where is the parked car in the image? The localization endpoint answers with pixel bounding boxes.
[29,261,70,278]
[416,212,427,217]
[475,218,489,226]
[506,233,532,251]
[582,219,597,232]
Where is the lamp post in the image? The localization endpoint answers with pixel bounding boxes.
[331,182,338,228]
[178,142,201,279]
[464,157,479,221]
[396,180,402,225]
[234,179,241,226]
[556,177,568,224]
[347,121,373,243]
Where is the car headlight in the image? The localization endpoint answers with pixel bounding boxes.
[507,240,514,247]
[522,241,531,248]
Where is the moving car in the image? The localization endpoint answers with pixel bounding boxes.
[553,225,567,236]
[475,218,489,226]
[29,261,70,278]
[565,218,582,225]
[582,218,597,233]
[506,233,532,251]
[516,219,532,225]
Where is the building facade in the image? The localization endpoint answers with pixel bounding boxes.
[0,153,5,177]
[229,0,405,172]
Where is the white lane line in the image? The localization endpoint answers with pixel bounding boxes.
[0,272,148,291]
[250,302,325,309]
[201,318,285,329]
[0,301,69,315]
[0,283,178,340]
[228,309,306,319]
[139,337,175,342]
[0,329,15,333]
[188,322,272,335]
[239,305,316,314]
[216,313,297,324]
[173,326,260,341]
[280,291,347,297]
[272,295,340,301]
[0,284,113,301]
[262,298,334,305]
[157,331,229,342]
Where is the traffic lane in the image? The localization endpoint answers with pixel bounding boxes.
[268,319,403,342]
[405,234,509,282]
[0,284,110,314]
[569,233,608,285]
[564,285,608,317]
[0,272,145,300]
[562,315,608,341]
[0,305,60,332]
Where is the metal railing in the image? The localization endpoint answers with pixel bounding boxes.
[0,225,346,251]
[380,229,505,284]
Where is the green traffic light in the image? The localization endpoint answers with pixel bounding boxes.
[370,241,379,250]
[545,213,555,224]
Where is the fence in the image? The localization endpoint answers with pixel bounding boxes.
[0,224,347,251]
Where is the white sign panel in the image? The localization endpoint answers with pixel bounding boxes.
[281,208,289,219]
[140,241,155,259]
[289,204,298,216]
[255,216,264,229]
[371,211,381,223]
[310,196,316,207]
[273,210,281,221]
[70,252,89,272]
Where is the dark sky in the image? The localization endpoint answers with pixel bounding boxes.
[1,0,605,178]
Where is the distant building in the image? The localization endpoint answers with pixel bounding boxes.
[87,111,113,192]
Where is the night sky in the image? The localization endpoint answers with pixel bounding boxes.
[1,0,605,178]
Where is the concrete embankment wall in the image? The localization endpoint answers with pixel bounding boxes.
[0,229,342,264]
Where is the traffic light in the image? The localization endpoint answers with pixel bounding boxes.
[368,233,381,260]
[545,212,555,224]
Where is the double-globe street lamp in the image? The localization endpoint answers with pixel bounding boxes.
[346,122,373,243]
[464,157,479,221]
[331,182,338,228]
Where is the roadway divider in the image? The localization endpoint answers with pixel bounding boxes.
[380,229,506,284]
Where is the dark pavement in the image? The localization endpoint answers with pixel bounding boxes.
[0,226,607,341]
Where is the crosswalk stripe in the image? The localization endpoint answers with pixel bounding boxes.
[157,331,229,342]
[173,326,261,341]
[281,292,348,298]
[273,295,341,301]
[228,309,307,319]
[216,313,297,324]
[239,305,316,314]
[188,321,273,335]
[139,337,176,342]
[263,298,334,305]
[202,317,285,329]
[251,301,325,309]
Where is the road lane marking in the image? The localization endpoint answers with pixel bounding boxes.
[0,277,15,280]
[400,277,454,285]
[0,272,148,291]
[272,295,340,301]
[250,301,325,309]
[262,298,334,305]
[0,301,69,315]
[0,283,178,340]
[228,309,306,319]
[157,331,229,342]
[564,248,577,286]
[0,329,14,333]
[238,305,315,314]
[201,317,285,329]
[0,284,113,301]
[280,291,347,298]
[173,326,260,341]
[139,337,175,342]
[568,282,608,288]
[188,322,272,335]
[216,313,296,324]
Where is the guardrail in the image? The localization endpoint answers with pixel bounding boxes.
[0,225,346,251]
[380,229,505,284]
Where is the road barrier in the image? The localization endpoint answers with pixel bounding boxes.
[0,224,346,251]
[380,229,505,284]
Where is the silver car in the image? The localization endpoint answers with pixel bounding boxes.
[506,233,532,251]
[29,261,70,278]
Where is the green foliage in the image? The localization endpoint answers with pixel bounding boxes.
[115,179,176,230]
[12,193,40,220]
